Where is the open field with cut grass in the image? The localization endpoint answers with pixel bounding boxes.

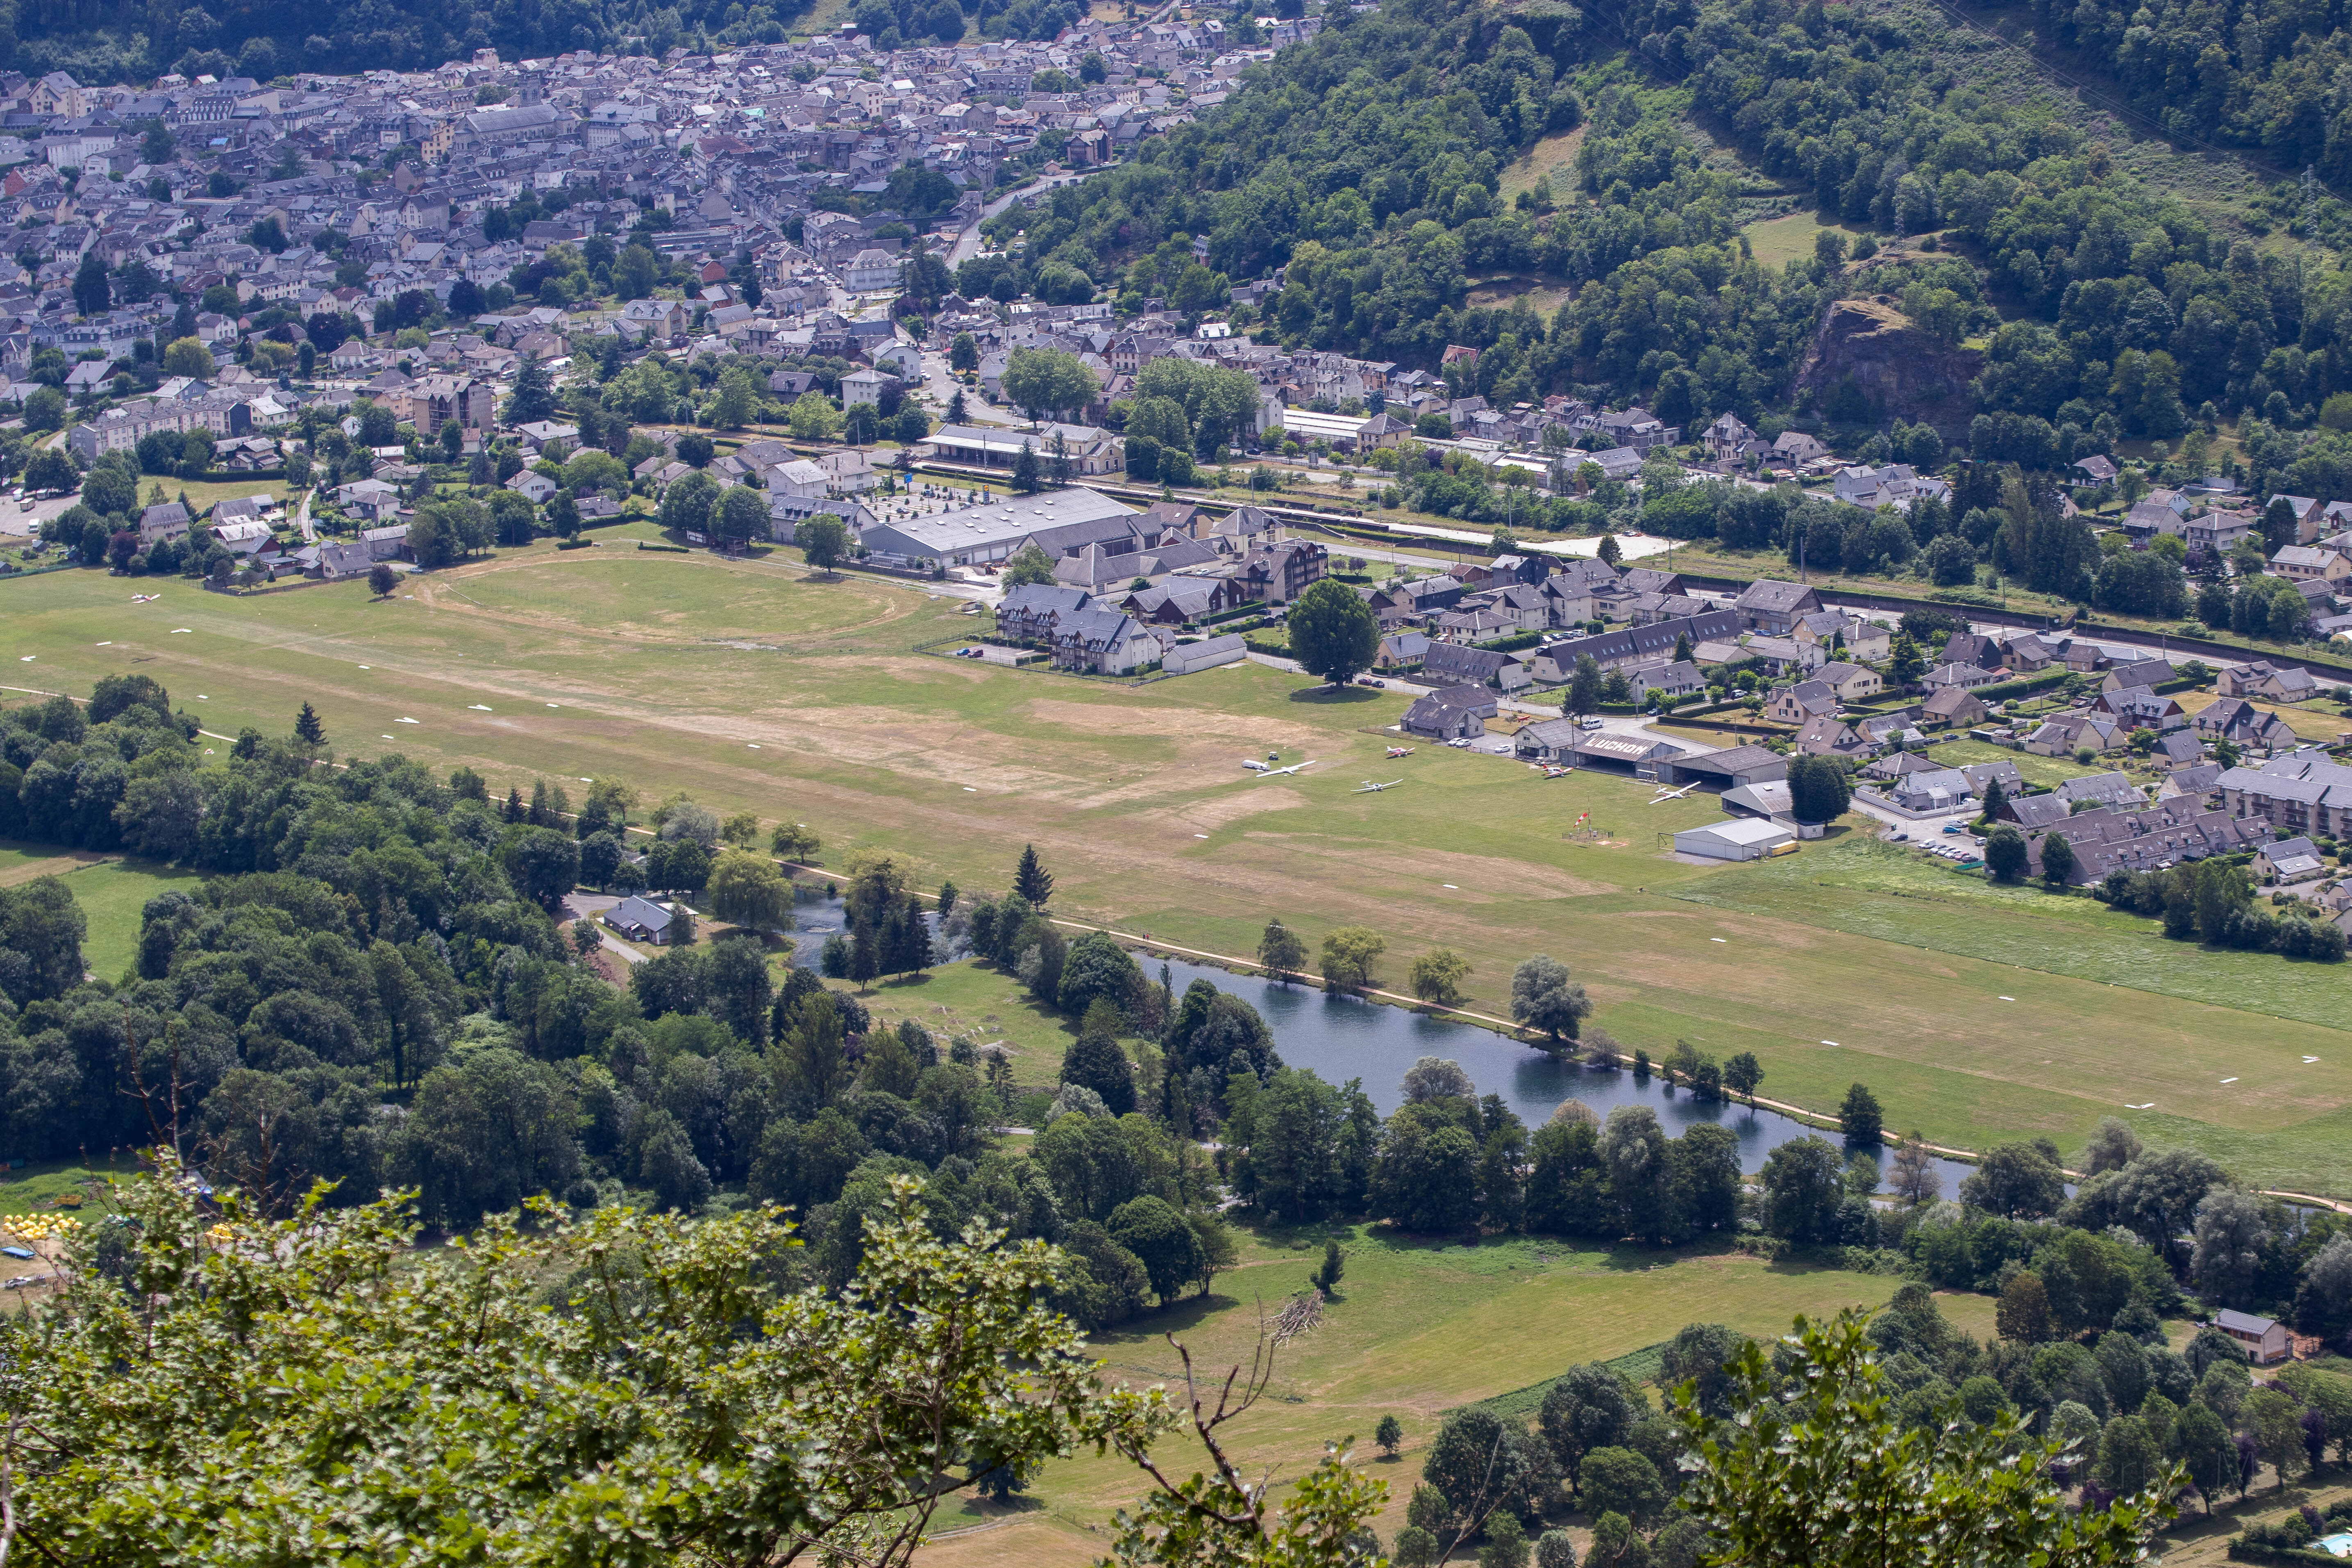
[1673,834,2352,1187]
[2179,686,2352,744]
[0,841,199,980]
[5,540,2352,1192]
[66,858,203,978]
[1497,127,1585,200]
[1740,211,1871,268]
[1927,737,2114,789]
[913,1223,1910,1566]
[0,1157,120,1219]
[856,961,1082,1082]
[159,477,298,515]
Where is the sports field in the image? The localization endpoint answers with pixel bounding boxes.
[6,537,2350,1192]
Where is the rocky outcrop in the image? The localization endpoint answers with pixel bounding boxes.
[1793,296,1983,439]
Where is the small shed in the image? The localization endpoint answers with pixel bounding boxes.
[1162,633,1247,675]
[1674,817,1797,861]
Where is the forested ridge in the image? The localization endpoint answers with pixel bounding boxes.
[4,0,647,83]
[996,0,2352,510]
[2019,0,2352,186]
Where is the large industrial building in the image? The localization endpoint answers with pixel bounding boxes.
[856,487,1140,569]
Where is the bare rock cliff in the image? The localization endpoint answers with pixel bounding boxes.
[1794,296,1983,439]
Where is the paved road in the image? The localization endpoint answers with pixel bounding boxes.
[947,170,1097,270]
[913,347,1030,428]
[0,491,80,540]
[561,893,645,965]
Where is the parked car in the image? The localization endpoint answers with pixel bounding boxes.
[1579,716,1604,730]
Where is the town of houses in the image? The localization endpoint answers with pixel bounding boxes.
[0,10,1323,363]
[943,466,2352,930]
[3,13,2350,936]
[0,19,1986,550]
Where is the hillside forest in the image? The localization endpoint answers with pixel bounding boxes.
[974,0,2352,507]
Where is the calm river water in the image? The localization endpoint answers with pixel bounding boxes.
[1156,957,1979,1190]
[773,907,1976,1190]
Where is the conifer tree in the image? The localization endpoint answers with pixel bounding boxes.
[901,896,933,975]
[1013,844,1053,906]
[293,701,325,745]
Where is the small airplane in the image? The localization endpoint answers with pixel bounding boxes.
[1242,758,1271,772]
[1355,778,1405,793]
[1256,759,1317,777]
[1543,765,1569,778]
[1386,745,1415,758]
[130,593,159,603]
[1648,781,1699,804]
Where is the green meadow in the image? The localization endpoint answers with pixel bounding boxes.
[915,1221,1906,1567]
[2,538,2347,1193]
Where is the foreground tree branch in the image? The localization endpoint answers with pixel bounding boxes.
[4,1156,1175,1568]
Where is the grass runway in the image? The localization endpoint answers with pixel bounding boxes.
[7,536,2350,1193]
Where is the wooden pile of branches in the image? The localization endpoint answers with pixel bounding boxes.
[1270,1289,1324,1346]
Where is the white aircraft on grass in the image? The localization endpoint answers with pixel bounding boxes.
[1648,781,1699,803]
[1355,778,1405,793]
[1255,759,1317,778]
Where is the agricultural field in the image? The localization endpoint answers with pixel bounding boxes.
[5,541,2352,1194]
